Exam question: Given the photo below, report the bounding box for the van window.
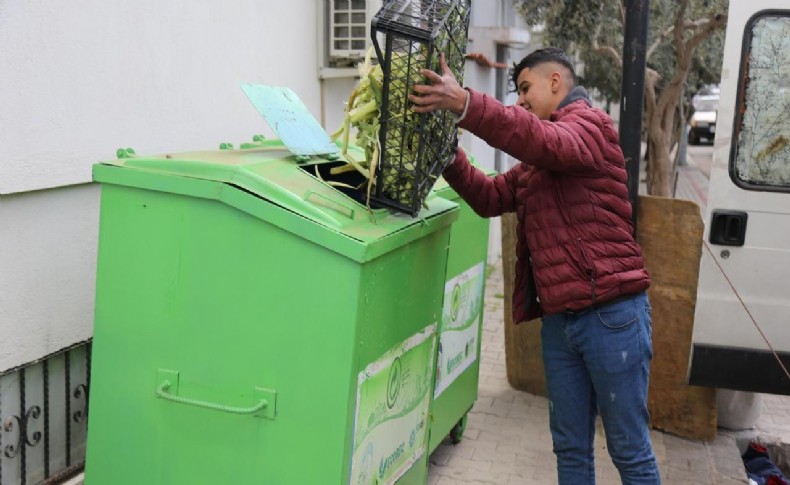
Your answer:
[733,14,790,189]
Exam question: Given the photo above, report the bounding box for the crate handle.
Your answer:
[155,370,276,419]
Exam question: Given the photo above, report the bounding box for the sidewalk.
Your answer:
[427,159,790,484]
[674,163,710,215]
[426,257,748,484]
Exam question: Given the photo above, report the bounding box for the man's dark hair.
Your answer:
[511,47,576,90]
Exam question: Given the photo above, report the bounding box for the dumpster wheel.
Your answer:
[449,414,467,444]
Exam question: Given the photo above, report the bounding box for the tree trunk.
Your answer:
[645,67,685,196]
[646,126,674,197]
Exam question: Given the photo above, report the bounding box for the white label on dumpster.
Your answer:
[434,262,485,398]
[350,324,436,485]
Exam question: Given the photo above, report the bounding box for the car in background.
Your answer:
[688,94,719,145]
[695,84,721,97]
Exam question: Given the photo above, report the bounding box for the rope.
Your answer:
[702,241,790,383]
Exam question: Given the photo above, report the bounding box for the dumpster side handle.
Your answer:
[156,370,276,419]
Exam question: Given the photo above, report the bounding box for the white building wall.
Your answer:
[0,0,360,372]
[463,1,535,263]
[0,0,349,194]
[0,185,100,370]
[0,0,531,371]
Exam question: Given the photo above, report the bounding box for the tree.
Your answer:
[513,0,728,196]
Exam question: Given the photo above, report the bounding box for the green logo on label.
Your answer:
[387,357,402,409]
[450,283,461,322]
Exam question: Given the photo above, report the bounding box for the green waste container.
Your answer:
[84,139,459,485]
[428,160,493,453]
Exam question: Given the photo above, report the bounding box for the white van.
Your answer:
[688,0,790,396]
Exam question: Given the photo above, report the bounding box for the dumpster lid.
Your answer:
[241,84,339,157]
[94,139,458,263]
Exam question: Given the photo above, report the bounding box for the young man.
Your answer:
[411,48,660,484]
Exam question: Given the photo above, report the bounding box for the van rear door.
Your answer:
[689,3,790,395]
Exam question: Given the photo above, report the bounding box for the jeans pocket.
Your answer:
[585,301,642,373]
[596,299,638,330]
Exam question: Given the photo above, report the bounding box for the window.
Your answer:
[330,0,370,60]
[733,12,790,189]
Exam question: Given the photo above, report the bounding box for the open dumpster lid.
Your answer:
[93,139,458,263]
[240,84,339,157]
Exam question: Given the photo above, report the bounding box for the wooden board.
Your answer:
[501,212,547,397]
[637,195,716,441]
[500,196,716,440]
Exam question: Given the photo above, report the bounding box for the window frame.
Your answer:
[329,0,373,61]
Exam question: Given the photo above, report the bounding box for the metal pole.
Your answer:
[619,0,650,231]
[494,43,508,173]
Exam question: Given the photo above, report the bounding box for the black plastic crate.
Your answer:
[371,0,471,216]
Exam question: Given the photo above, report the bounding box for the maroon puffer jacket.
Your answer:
[444,87,650,323]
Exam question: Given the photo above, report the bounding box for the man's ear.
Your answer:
[550,71,562,94]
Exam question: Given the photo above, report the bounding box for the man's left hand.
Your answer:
[409,53,468,115]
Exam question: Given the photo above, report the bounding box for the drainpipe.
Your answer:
[494,43,508,173]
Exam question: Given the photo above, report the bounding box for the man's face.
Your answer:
[515,63,565,120]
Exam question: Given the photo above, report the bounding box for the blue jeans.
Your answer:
[541,292,660,484]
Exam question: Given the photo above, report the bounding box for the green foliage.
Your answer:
[688,29,727,92]
[577,52,620,105]
[513,0,727,101]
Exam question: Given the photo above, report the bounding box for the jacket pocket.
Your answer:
[574,238,595,274]
[552,176,598,300]
[575,237,597,300]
